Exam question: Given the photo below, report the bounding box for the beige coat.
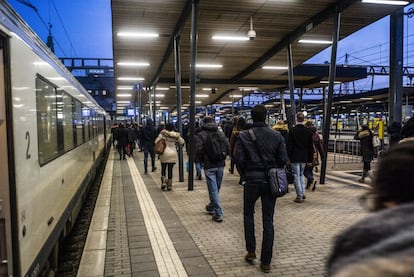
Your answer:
[155,129,185,163]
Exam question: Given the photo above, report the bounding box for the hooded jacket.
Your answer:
[195,122,230,170]
[155,129,185,163]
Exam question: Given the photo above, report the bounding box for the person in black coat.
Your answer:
[327,142,414,277]
[388,121,402,146]
[287,112,314,203]
[354,124,374,183]
[141,118,157,173]
[113,123,129,160]
[234,104,288,273]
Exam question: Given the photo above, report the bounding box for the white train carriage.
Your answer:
[0,2,110,276]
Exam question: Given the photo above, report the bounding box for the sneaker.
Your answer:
[205,204,213,212]
[244,252,257,263]
[260,263,270,273]
[293,198,304,203]
[212,215,223,222]
[152,167,157,172]
[303,195,306,200]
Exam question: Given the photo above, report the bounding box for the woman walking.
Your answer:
[354,124,374,183]
[155,123,185,191]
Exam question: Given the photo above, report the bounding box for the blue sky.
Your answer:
[7,0,113,58]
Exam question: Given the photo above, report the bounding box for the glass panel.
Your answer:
[74,101,84,145]
[62,92,75,151]
[36,77,58,165]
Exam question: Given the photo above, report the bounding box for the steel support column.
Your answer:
[174,35,184,182]
[188,0,198,191]
[287,44,296,129]
[152,85,156,124]
[389,8,404,124]
[320,11,341,185]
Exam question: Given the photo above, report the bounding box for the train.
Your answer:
[0,2,111,276]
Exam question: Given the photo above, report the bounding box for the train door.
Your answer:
[0,33,16,277]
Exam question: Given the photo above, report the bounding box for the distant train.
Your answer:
[0,2,110,276]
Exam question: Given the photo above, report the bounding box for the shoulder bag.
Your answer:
[155,137,166,154]
[248,129,288,197]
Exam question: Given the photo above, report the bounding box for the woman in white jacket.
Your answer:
[155,123,185,190]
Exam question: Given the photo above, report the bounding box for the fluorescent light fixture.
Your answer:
[221,101,232,104]
[117,62,150,67]
[299,39,332,44]
[196,94,209,98]
[262,66,288,70]
[117,86,133,90]
[195,101,202,104]
[117,77,145,81]
[117,101,131,104]
[238,87,258,90]
[360,97,374,100]
[202,88,215,91]
[196,64,223,68]
[212,35,249,41]
[320,81,341,84]
[229,94,243,98]
[117,93,132,97]
[156,87,170,91]
[362,0,408,5]
[340,100,353,103]
[117,32,159,38]
[170,85,190,89]
[265,104,274,108]
[155,94,165,98]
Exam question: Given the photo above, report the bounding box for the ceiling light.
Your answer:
[229,94,243,98]
[340,100,352,103]
[156,87,170,91]
[212,35,249,41]
[238,87,258,90]
[299,39,332,44]
[117,62,150,67]
[117,94,132,97]
[117,86,133,90]
[262,66,288,70]
[361,0,408,5]
[117,101,131,104]
[196,64,223,68]
[196,94,209,98]
[360,97,374,100]
[320,81,341,84]
[221,101,232,104]
[170,85,190,89]
[117,77,145,81]
[117,32,159,38]
[195,101,202,104]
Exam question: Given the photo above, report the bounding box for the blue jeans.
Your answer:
[291,163,306,199]
[244,181,277,265]
[195,162,202,177]
[303,166,314,185]
[204,167,224,217]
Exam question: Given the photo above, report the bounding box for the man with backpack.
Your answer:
[196,116,231,222]
[234,104,288,273]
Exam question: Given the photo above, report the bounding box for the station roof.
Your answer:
[111,0,413,114]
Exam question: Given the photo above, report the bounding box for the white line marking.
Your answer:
[127,158,188,277]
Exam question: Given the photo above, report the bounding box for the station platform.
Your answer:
[77,148,373,277]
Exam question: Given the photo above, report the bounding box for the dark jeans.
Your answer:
[143,145,156,171]
[363,160,371,171]
[161,163,175,179]
[303,166,314,184]
[243,181,277,265]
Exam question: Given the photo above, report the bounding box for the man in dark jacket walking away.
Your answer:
[287,112,314,203]
[196,116,230,223]
[234,104,288,273]
[113,123,129,160]
[141,118,157,174]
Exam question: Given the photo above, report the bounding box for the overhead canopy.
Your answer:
[111,0,413,114]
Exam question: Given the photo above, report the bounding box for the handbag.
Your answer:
[155,138,166,154]
[248,129,288,197]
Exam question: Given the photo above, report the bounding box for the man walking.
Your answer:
[287,112,314,203]
[196,116,230,223]
[234,104,288,273]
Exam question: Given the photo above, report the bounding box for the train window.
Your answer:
[36,77,59,165]
[74,100,84,146]
[62,92,75,151]
[82,106,90,141]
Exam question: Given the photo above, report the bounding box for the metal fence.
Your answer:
[329,139,361,168]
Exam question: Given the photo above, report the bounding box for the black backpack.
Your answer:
[204,130,227,162]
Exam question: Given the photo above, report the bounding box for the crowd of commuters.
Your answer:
[111,109,414,274]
